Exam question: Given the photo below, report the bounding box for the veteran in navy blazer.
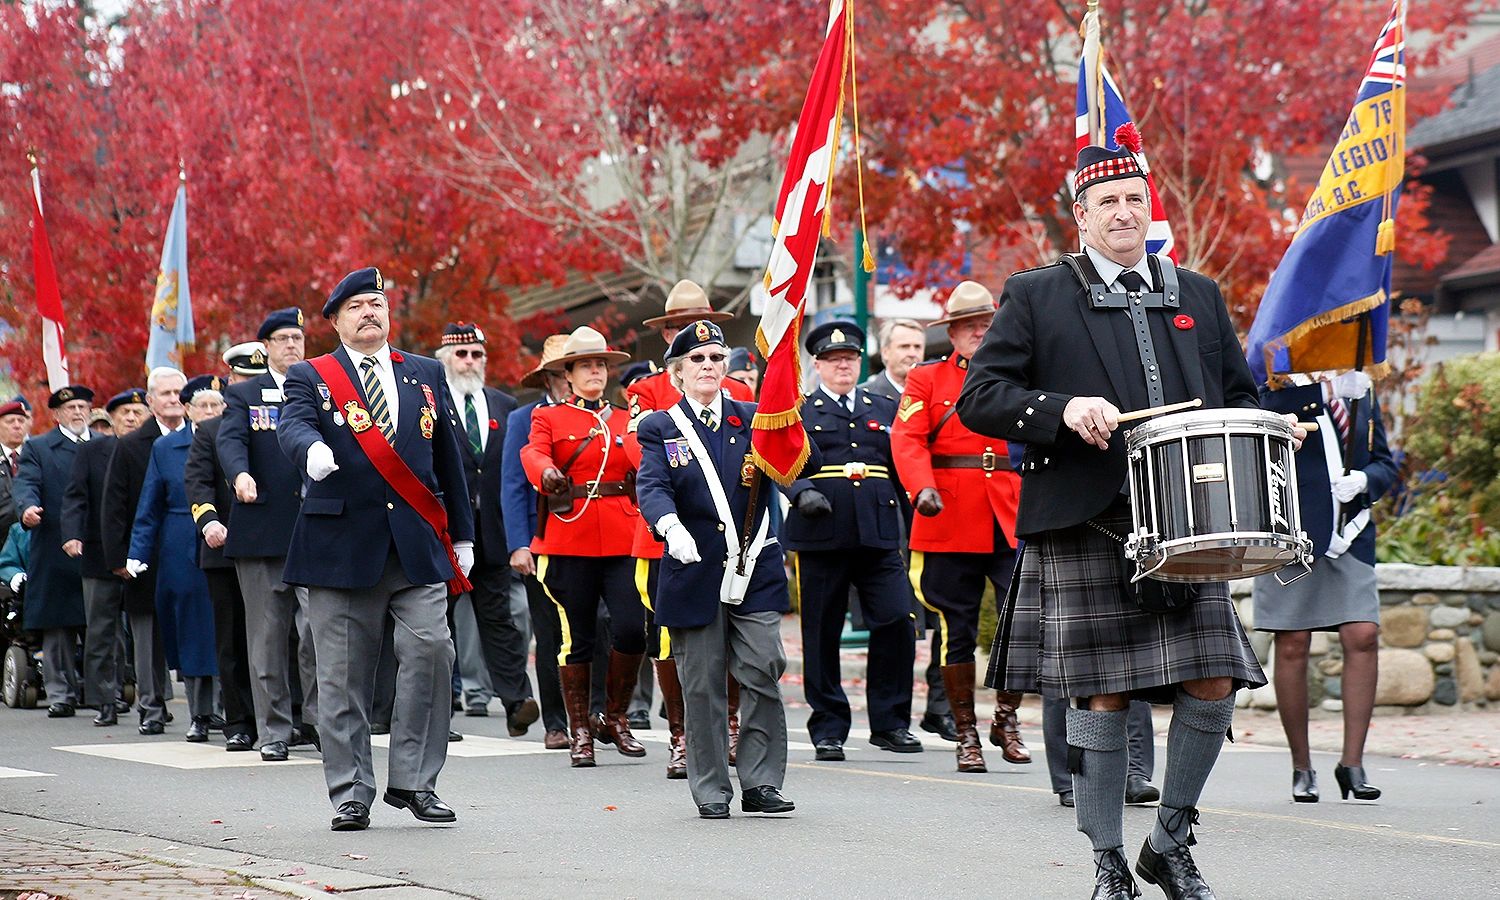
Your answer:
[634,320,817,820]
[277,266,474,833]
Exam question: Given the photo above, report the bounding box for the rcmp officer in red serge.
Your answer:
[278,267,475,832]
[521,325,647,768]
[634,319,816,819]
[956,131,1298,899]
[219,309,322,761]
[890,282,1031,774]
[782,320,921,761]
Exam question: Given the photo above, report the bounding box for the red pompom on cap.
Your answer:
[1113,123,1143,154]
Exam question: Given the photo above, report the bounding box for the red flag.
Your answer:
[28,154,71,391]
[752,0,850,485]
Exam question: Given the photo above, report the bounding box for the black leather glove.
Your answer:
[796,489,833,518]
[914,487,944,518]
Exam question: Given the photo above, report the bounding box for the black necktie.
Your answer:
[840,395,853,415]
[1118,270,1148,293]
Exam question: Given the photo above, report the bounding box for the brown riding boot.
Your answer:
[656,659,687,779]
[990,691,1032,764]
[942,662,987,773]
[726,674,742,766]
[601,652,648,757]
[559,663,596,768]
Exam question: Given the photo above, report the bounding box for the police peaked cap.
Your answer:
[727,347,758,374]
[323,267,386,318]
[803,320,865,357]
[48,385,94,408]
[105,388,148,412]
[258,307,306,340]
[664,320,727,364]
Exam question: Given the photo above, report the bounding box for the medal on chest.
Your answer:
[344,400,373,433]
[666,437,693,468]
[420,406,435,440]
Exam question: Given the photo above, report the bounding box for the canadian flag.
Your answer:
[752,0,849,485]
[28,155,71,392]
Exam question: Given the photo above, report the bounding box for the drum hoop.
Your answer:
[1125,409,1293,451]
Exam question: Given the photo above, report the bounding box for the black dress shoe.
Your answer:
[626,709,651,730]
[1126,774,1161,805]
[164,711,174,724]
[448,730,463,742]
[291,723,321,751]
[1334,763,1380,801]
[1292,768,1319,803]
[1058,790,1075,808]
[260,741,289,762]
[870,728,925,753]
[207,714,226,732]
[225,733,255,752]
[465,705,489,717]
[452,696,463,712]
[697,802,730,819]
[138,721,165,735]
[185,717,210,743]
[330,801,371,832]
[741,785,795,814]
[113,699,131,714]
[383,788,456,823]
[370,721,390,735]
[919,711,959,742]
[93,707,118,727]
[1136,835,1214,900]
[813,739,845,761]
[505,698,539,737]
[47,703,75,718]
[1092,847,1141,900]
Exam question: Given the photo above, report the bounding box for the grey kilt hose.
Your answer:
[987,506,1265,702]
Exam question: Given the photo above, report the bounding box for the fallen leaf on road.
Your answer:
[322,885,343,893]
[603,805,617,811]
[211,819,223,824]
[344,852,368,860]
[281,866,306,877]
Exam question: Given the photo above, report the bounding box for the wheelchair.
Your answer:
[2,583,44,709]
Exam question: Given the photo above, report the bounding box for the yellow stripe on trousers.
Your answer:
[536,554,573,666]
[908,550,949,667]
[634,557,670,661]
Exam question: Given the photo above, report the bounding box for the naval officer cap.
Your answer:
[180,374,225,404]
[105,388,148,413]
[257,307,306,340]
[323,266,386,318]
[48,385,95,408]
[664,319,727,364]
[223,341,269,376]
[803,320,865,358]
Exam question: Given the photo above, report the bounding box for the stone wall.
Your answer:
[1232,564,1500,713]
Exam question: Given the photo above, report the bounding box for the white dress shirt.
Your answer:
[449,380,489,452]
[819,383,855,412]
[57,425,90,444]
[683,392,724,429]
[344,344,399,433]
[1085,245,1155,292]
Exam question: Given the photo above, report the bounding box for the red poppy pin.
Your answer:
[1173,314,1194,331]
[488,418,499,430]
[867,419,883,431]
[726,415,742,427]
[389,350,405,363]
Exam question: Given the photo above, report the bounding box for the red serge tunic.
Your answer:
[521,396,637,557]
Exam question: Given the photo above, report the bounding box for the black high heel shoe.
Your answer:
[1292,768,1319,803]
[1334,763,1381,800]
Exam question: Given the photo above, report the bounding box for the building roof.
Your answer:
[1440,241,1500,288]
[1409,42,1500,151]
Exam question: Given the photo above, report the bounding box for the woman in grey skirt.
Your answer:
[1253,375,1398,803]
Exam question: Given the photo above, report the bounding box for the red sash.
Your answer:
[307,353,471,594]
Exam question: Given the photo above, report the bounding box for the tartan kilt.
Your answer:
[985,509,1266,702]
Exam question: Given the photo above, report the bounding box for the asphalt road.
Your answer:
[1,700,1496,899]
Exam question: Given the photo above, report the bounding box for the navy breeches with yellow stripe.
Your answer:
[537,555,645,665]
[909,526,1016,667]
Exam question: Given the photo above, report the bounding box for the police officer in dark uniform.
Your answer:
[782,321,920,761]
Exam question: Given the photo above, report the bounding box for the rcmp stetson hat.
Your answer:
[48,385,94,408]
[180,374,225,404]
[543,326,631,372]
[1074,124,1147,195]
[257,307,305,340]
[642,280,735,328]
[931,281,998,326]
[105,388,148,413]
[223,341,269,376]
[520,334,569,389]
[323,267,385,318]
[439,322,486,350]
[619,360,660,388]
[803,320,864,357]
[0,400,25,419]
[665,319,727,364]
[727,347,758,374]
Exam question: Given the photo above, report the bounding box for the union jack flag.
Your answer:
[1357,0,1406,100]
[1075,7,1175,260]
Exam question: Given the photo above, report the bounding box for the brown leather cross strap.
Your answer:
[568,480,632,499]
[932,452,1011,472]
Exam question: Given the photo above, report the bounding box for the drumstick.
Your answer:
[1117,398,1203,423]
[1299,422,1320,432]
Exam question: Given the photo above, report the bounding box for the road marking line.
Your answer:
[54,743,320,769]
[372,734,553,758]
[0,766,55,779]
[790,764,1500,850]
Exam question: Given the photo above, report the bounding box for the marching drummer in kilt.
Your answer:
[955,131,1305,900]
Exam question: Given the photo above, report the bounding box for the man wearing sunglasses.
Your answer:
[782,320,921,763]
[435,323,535,737]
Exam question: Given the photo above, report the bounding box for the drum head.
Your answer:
[1138,534,1304,583]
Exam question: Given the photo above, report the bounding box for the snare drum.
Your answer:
[1124,409,1311,583]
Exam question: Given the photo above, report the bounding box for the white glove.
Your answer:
[1326,530,1352,559]
[1331,470,1368,503]
[125,559,150,578]
[7,572,25,593]
[663,523,701,565]
[306,441,339,481]
[1331,370,1372,400]
[454,541,475,578]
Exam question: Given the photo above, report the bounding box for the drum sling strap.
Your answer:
[1058,253,1181,409]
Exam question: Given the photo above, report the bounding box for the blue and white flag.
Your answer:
[145,181,194,370]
